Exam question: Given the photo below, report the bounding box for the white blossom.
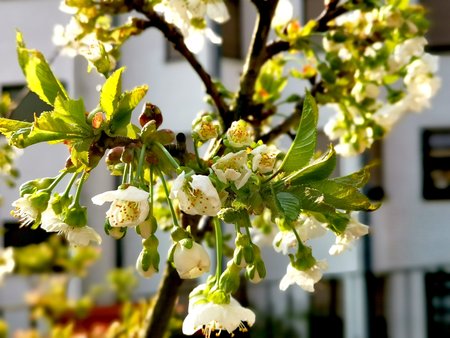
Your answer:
[154,0,229,53]
[273,214,327,255]
[170,172,221,216]
[173,241,210,279]
[11,195,39,227]
[226,120,254,148]
[391,37,427,69]
[279,260,328,292]
[212,150,252,189]
[92,186,150,227]
[251,145,279,174]
[183,292,255,337]
[272,0,293,27]
[65,226,102,247]
[329,217,369,255]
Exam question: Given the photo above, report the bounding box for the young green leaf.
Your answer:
[278,91,318,173]
[101,67,125,118]
[109,85,148,136]
[276,192,301,222]
[0,118,31,138]
[16,31,68,106]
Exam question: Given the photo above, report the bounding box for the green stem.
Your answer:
[193,140,204,170]
[158,168,180,227]
[213,217,223,284]
[136,144,147,184]
[44,171,68,193]
[149,166,154,213]
[154,142,180,171]
[62,172,80,198]
[72,172,89,207]
[122,163,130,185]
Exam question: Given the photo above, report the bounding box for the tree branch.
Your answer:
[142,263,183,338]
[231,0,279,128]
[129,3,228,119]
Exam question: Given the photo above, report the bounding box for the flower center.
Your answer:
[109,201,142,227]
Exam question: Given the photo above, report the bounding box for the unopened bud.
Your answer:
[64,205,88,227]
[139,103,163,128]
[105,147,124,166]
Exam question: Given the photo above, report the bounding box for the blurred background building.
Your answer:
[0,0,449,337]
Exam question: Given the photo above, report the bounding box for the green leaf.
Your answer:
[281,145,336,186]
[304,180,379,211]
[0,118,31,138]
[109,85,148,135]
[71,138,92,168]
[332,165,372,188]
[53,96,90,132]
[278,91,318,173]
[20,109,93,147]
[16,31,68,106]
[285,186,349,234]
[101,67,124,119]
[276,192,300,222]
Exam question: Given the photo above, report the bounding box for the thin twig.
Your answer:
[129,5,228,119]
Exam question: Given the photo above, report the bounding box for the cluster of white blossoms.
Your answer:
[271,213,369,291]
[321,6,441,156]
[154,0,229,53]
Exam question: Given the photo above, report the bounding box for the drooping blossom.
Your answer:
[173,241,210,279]
[329,217,369,256]
[170,172,221,216]
[212,150,252,189]
[40,207,102,247]
[279,260,328,292]
[11,195,39,227]
[65,226,102,247]
[183,285,255,338]
[92,186,150,227]
[273,214,327,255]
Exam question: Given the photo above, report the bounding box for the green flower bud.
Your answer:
[64,205,88,227]
[218,262,241,294]
[136,215,158,239]
[143,234,159,251]
[170,226,191,242]
[50,194,71,215]
[105,219,127,239]
[208,289,230,305]
[30,191,51,213]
